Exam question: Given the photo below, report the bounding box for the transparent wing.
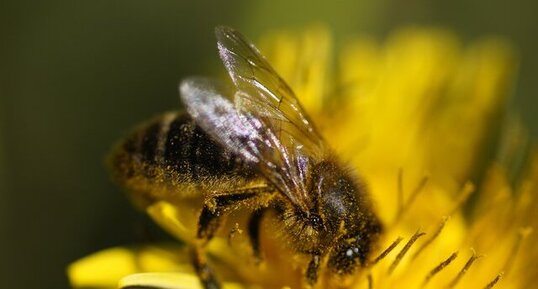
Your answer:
[180,77,322,212]
[212,26,327,211]
[215,26,325,150]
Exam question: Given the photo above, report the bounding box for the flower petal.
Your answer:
[118,272,244,289]
[67,244,191,288]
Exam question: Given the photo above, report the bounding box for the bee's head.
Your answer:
[327,220,382,274]
[310,161,383,274]
[311,161,369,231]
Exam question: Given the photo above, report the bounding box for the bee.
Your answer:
[110,26,382,289]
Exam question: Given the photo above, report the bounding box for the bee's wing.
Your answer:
[208,26,327,211]
[180,77,323,212]
[180,77,267,165]
[215,26,325,150]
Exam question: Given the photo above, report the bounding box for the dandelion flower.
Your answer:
[68,26,537,289]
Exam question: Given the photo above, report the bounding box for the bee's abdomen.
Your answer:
[111,112,256,190]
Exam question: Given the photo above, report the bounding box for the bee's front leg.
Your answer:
[193,186,273,289]
[306,253,321,287]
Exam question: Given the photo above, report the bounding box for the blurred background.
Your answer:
[1,0,536,288]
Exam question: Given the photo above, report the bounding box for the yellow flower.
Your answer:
[67,27,537,289]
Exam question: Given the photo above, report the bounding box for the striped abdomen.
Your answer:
[110,112,259,205]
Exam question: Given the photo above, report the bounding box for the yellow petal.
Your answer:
[67,244,191,288]
[68,247,138,288]
[118,272,244,289]
[147,201,196,243]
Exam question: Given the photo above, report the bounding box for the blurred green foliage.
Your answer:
[1,0,536,288]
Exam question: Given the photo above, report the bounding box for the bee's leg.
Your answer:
[196,187,270,241]
[193,206,223,289]
[196,189,260,245]
[306,253,321,286]
[247,208,267,263]
[191,246,221,289]
[197,205,223,244]
[193,187,274,289]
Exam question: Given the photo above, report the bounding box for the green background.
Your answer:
[1,0,536,288]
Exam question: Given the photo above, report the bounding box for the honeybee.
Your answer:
[110,26,382,289]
